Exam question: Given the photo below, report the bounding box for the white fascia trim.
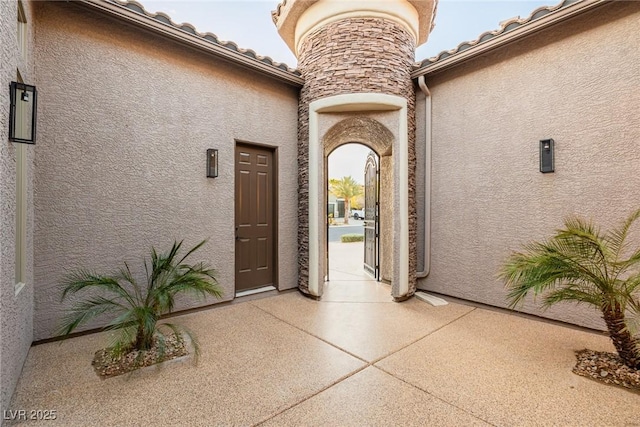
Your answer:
[308,93,409,297]
[295,0,419,56]
[412,0,609,77]
[77,0,304,86]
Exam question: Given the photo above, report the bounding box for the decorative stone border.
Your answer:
[308,93,409,299]
[295,17,417,299]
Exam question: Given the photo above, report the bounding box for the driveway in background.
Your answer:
[328,219,364,242]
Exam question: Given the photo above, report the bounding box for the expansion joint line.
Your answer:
[250,302,370,363]
[373,364,496,426]
[250,302,483,425]
[253,364,370,426]
[371,306,478,365]
[369,307,494,426]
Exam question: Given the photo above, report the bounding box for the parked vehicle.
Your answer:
[351,209,365,220]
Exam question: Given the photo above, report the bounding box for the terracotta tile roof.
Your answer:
[106,0,302,78]
[413,0,604,75]
[271,0,289,25]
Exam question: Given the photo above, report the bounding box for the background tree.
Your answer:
[500,210,640,369]
[351,190,365,210]
[329,176,363,225]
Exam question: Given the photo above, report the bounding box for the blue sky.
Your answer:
[137,0,552,182]
[138,0,552,66]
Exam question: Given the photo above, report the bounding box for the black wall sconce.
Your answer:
[9,81,37,144]
[540,138,554,173]
[207,149,218,178]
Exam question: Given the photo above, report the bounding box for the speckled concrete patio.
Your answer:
[7,243,638,426]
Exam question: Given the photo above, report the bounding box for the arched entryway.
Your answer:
[325,144,382,283]
[307,93,410,300]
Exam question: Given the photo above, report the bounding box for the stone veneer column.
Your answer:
[295,17,417,295]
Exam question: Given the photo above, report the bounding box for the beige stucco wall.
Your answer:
[418,2,640,330]
[0,0,36,418]
[32,2,299,340]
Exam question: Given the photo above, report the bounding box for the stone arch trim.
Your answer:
[323,116,393,157]
[295,17,418,299]
[308,93,409,299]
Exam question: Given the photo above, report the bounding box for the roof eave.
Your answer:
[412,0,611,79]
[76,0,304,87]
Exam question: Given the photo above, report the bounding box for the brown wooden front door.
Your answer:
[235,143,275,292]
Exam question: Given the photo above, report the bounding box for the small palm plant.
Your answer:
[500,210,640,369]
[59,240,223,359]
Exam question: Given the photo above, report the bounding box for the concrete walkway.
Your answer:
[7,246,638,426]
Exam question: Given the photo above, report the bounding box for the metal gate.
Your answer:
[363,152,379,279]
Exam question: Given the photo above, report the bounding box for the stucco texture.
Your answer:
[32,2,299,340]
[0,0,36,419]
[418,2,640,330]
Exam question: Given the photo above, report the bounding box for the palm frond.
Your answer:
[606,208,640,262]
[175,266,219,288]
[500,237,609,308]
[57,296,126,337]
[177,240,207,265]
[614,247,640,278]
[148,260,221,314]
[103,309,138,331]
[329,176,363,200]
[147,244,172,290]
[622,275,640,296]
[58,240,223,358]
[106,326,137,357]
[543,287,603,308]
[132,306,157,333]
[501,209,640,368]
[161,267,220,294]
[144,241,183,306]
[552,228,609,285]
[546,222,612,288]
[61,270,136,307]
[117,261,143,305]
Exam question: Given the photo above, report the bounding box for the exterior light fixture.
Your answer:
[207,149,218,178]
[9,81,37,144]
[539,138,554,173]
